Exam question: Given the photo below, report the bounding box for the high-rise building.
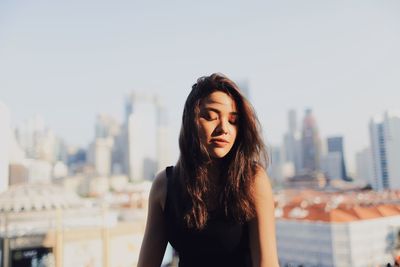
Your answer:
[156,103,172,172]
[326,136,347,180]
[0,101,10,192]
[288,109,297,134]
[95,114,120,139]
[321,151,342,180]
[38,129,56,162]
[301,109,321,173]
[355,147,374,186]
[9,128,25,164]
[370,111,400,190]
[125,92,158,181]
[112,128,128,175]
[89,138,114,177]
[370,116,387,190]
[283,110,303,174]
[114,92,173,180]
[14,115,65,163]
[268,145,295,183]
[268,145,284,182]
[14,115,44,159]
[93,114,121,175]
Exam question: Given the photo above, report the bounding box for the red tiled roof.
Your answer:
[277,189,400,222]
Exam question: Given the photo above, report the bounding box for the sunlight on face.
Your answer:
[198,91,238,159]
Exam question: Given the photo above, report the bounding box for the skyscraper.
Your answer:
[14,115,45,159]
[370,111,400,190]
[125,92,158,181]
[355,147,374,186]
[14,115,65,163]
[95,114,120,139]
[370,116,388,190]
[89,138,113,177]
[268,145,284,182]
[321,151,342,180]
[93,114,121,175]
[156,103,172,172]
[288,109,297,134]
[0,101,10,192]
[301,109,321,174]
[326,136,347,180]
[283,110,303,174]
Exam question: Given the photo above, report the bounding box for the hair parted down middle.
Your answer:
[176,73,269,230]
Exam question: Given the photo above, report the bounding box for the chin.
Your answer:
[210,154,228,159]
[209,149,231,159]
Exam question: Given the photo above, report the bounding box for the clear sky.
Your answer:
[1,0,400,174]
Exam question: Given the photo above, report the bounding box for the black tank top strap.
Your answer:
[165,166,174,192]
[166,166,174,185]
[164,166,175,216]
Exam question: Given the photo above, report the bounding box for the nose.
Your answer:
[216,119,229,135]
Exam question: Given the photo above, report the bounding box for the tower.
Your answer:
[125,92,158,181]
[370,111,400,190]
[301,109,321,174]
[327,136,347,180]
[283,109,303,174]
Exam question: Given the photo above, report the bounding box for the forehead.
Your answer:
[200,91,237,112]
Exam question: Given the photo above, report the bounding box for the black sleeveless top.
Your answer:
[164,166,252,267]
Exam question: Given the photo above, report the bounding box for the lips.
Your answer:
[210,138,229,147]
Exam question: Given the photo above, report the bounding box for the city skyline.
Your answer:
[1,0,400,174]
[4,97,397,178]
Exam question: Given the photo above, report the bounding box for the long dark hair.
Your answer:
[176,73,268,229]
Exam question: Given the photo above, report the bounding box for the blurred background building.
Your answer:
[275,189,400,267]
[0,182,151,267]
[369,111,400,191]
[301,108,322,175]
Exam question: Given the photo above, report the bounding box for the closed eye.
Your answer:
[201,110,218,121]
[206,114,218,121]
[229,115,238,125]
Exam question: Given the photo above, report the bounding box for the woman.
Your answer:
[138,73,279,267]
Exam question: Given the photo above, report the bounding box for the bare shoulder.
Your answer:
[252,165,273,197]
[248,166,280,266]
[150,169,168,211]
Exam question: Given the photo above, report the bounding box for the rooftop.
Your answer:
[0,183,83,212]
[276,189,400,222]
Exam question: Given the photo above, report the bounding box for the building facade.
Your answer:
[301,109,321,174]
[355,147,374,186]
[370,112,400,190]
[276,189,400,267]
[0,183,149,267]
[327,136,347,180]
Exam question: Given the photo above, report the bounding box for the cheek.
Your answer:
[231,126,238,142]
[198,122,211,142]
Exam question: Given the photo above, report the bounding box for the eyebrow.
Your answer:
[204,107,238,116]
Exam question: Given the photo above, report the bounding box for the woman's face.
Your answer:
[198,91,238,159]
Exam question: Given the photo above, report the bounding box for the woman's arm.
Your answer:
[249,167,280,267]
[137,171,168,267]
